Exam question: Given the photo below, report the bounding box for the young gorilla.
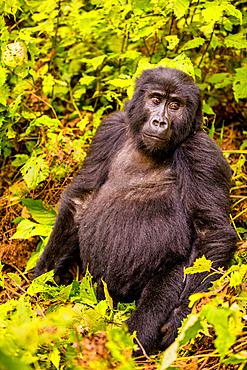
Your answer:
[33,67,236,356]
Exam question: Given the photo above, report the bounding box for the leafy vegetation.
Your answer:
[0,0,247,368]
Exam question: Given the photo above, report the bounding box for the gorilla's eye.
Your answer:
[169,101,180,110]
[152,97,161,105]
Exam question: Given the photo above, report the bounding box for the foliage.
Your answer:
[0,265,136,369]
[1,259,247,369]
[11,198,56,271]
[160,258,247,369]
[0,0,247,193]
[1,0,247,368]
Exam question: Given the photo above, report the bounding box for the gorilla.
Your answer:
[33,67,236,356]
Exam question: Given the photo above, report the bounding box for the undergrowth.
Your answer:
[0,0,247,369]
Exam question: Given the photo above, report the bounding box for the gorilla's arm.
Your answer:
[33,112,127,280]
[160,131,237,349]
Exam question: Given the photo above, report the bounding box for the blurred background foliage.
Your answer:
[0,0,246,196]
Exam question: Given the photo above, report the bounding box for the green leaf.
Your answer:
[20,156,49,189]
[224,2,242,24]
[102,279,113,312]
[181,37,205,51]
[88,55,106,70]
[0,85,10,106]
[79,269,98,305]
[0,348,30,370]
[160,340,179,369]
[229,265,247,288]
[7,273,22,287]
[0,66,7,88]
[178,314,202,347]
[201,304,236,358]
[184,256,212,275]
[133,26,155,41]
[209,120,215,139]
[233,67,247,102]
[25,240,45,272]
[10,219,39,239]
[225,33,247,49]
[50,347,60,370]
[21,198,56,225]
[11,219,53,239]
[108,78,132,89]
[203,103,215,115]
[79,74,96,86]
[12,154,29,167]
[202,1,224,24]
[167,0,189,19]
[165,35,180,50]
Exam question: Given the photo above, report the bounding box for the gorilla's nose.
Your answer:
[151,117,169,130]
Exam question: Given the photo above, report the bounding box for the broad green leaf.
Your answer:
[165,35,179,50]
[202,1,224,24]
[10,219,39,239]
[108,78,132,89]
[178,314,202,347]
[203,103,215,116]
[159,53,195,79]
[229,265,247,288]
[225,33,247,49]
[181,37,205,51]
[20,156,49,189]
[0,348,30,370]
[133,26,155,41]
[167,0,189,19]
[12,154,29,167]
[202,0,241,25]
[79,74,96,86]
[11,218,53,240]
[79,269,98,305]
[95,299,108,317]
[224,2,242,24]
[202,305,236,357]
[208,73,233,89]
[21,198,56,225]
[89,55,106,70]
[184,256,212,275]
[32,115,60,129]
[233,67,247,102]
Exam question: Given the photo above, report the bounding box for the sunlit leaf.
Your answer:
[184,256,212,275]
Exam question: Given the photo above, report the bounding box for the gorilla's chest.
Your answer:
[101,141,176,200]
[77,142,191,295]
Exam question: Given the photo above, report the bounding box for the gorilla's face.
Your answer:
[140,89,186,155]
[125,67,202,160]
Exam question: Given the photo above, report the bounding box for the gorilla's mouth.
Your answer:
[143,132,168,142]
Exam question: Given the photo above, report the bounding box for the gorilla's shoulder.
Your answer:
[181,130,232,181]
[184,129,224,157]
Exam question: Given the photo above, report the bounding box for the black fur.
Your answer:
[33,67,236,356]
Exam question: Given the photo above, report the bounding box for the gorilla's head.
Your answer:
[125,67,203,160]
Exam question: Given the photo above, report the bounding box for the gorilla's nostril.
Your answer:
[160,121,168,128]
[152,119,159,126]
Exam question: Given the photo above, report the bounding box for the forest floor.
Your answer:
[0,120,246,369]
